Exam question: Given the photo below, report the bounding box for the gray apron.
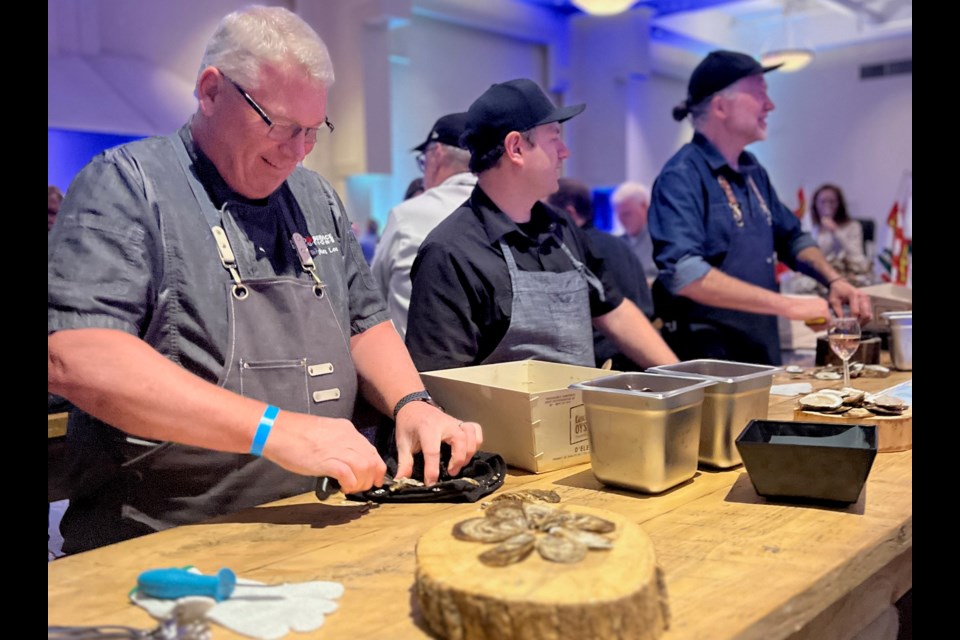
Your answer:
[115,138,359,532]
[482,238,600,367]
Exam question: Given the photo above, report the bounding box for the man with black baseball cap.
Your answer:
[405,78,677,371]
[371,112,475,337]
[648,50,872,365]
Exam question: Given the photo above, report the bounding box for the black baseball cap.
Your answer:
[461,78,585,157]
[412,112,469,152]
[672,50,782,121]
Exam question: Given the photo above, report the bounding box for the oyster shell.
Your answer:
[548,525,614,550]
[798,392,843,411]
[814,371,843,380]
[453,517,527,543]
[493,489,562,504]
[478,533,537,567]
[536,532,588,564]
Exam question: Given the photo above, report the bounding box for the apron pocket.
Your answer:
[239,358,311,414]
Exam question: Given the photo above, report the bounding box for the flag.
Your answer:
[877,172,912,285]
[793,187,806,221]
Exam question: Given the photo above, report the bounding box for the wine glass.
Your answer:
[828,317,861,388]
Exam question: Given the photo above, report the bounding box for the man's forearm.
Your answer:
[48,327,267,452]
[351,320,433,418]
[678,268,789,316]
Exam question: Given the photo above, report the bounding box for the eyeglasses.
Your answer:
[223,72,334,144]
[415,143,437,172]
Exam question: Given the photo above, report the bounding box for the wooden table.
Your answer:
[48,370,912,640]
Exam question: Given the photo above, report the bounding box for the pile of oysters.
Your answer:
[797,387,908,419]
[452,490,616,567]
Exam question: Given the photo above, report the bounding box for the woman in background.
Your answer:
[810,183,867,270]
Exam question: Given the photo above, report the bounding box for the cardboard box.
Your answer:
[420,360,611,473]
[859,283,912,332]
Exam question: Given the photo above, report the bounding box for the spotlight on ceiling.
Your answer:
[570,0,636,17]
[761,48,814,73]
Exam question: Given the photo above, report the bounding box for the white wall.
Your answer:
[47,0,912,242]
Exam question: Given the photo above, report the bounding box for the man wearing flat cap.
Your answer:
[649,50,872,365]
[405,78,677,371]
[371,112,475,337]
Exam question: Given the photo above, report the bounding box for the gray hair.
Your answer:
[443,145,471,172]
[197,5,334,91]
[611,181,650,207]
[690,82,739,128]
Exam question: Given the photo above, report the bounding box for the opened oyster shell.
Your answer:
[798,392,843,411]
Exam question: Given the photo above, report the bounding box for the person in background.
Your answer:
[47,5,481,554]
[547,177,655,371]
[359,217,380,264]
[48,185,64,232]
[611,181,657,281]
[403,176,425,201]
[810,183,868,271]
[405,78,678,372]
[649,49,871,366]
[371,112,475,338]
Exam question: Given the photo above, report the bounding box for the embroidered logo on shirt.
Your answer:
[307,233,340,257]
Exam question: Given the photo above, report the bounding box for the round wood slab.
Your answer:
[415,505,669,640]
[793,406,912,452]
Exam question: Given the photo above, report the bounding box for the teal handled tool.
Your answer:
[137,567,237,602]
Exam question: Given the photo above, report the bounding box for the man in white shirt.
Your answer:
[611,181,657,282]
[372,112,476,337]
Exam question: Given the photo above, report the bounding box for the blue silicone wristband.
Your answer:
[250,405,279,457]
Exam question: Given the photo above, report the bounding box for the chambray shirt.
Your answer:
[649,132,817,295]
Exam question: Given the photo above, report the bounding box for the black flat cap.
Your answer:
[672,50,782,121]
[412,112,470,152]
[461,78,585,157]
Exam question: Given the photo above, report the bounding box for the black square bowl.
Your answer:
[734,420,878,505]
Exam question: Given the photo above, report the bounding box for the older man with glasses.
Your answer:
[47,5,481,555]
[371,112,475,338]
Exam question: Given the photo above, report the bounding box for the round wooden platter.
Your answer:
[415,505,669,640]
[793,406,912,452]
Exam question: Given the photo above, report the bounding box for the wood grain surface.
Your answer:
[792,407,912,452]
[47,369,912,640]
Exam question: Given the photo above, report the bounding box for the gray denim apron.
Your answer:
[482,238,601,367]
[113,138,359,532]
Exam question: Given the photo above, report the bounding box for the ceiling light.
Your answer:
[760,0,814,73]
[761,48,814,72]
[570,0,636,16]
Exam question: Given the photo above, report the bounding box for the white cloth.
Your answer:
[770,382,813,396]
[371,172,477,337]
[132,569,344,640]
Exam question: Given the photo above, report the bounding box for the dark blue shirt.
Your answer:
[649,131,816,295]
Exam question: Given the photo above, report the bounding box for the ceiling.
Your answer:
[517,0,912,57]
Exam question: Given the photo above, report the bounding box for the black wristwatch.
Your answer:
[392,390,443,420]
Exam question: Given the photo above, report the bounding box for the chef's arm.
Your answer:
[350,320,482,484]
[47,327,386,488]
[594,299,679,368]
[678,268,829,322]
[793,246,873,322]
